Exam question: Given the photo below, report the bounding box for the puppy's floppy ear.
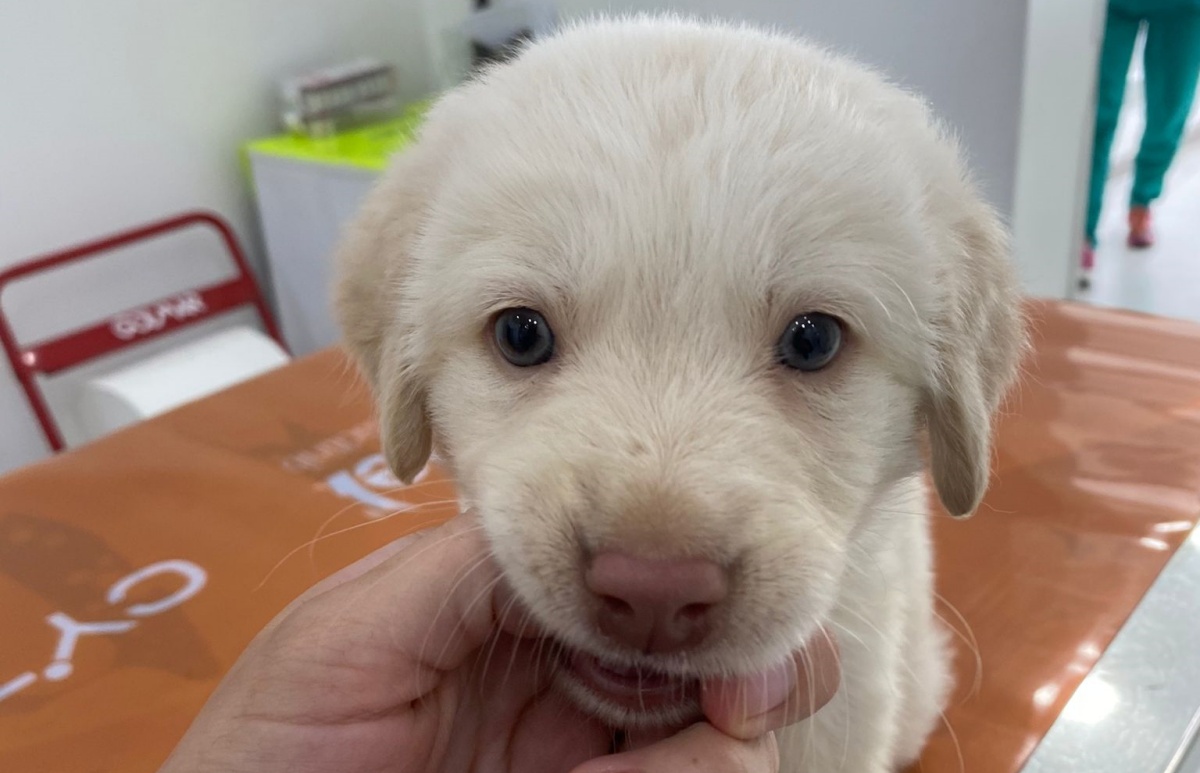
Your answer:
[334,144,441,483]
[924,194,1027,517]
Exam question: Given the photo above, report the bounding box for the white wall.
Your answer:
[422,0,1029,214]
[1010,0,1106,299]
[628,3,1027,214]
[0,0,435,474]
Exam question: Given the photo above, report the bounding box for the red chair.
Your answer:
[0,211,286,452]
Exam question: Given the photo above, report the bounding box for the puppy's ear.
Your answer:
[334,145,441,483]
[925,195,1027,517]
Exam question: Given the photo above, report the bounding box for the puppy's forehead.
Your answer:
[419,23,941,348]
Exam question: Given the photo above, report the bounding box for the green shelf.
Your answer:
[244,99,432,172]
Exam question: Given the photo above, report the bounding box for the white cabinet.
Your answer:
[247,154,379,355]
[245,106,427,355]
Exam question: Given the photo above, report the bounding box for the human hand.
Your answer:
[159,514,840,773]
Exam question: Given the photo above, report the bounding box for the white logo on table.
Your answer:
[0,559,207,704]
[325,454,436,516]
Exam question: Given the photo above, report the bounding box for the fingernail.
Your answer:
[571,763,644,773]
[740,658,799,716]
[706,657,798,718]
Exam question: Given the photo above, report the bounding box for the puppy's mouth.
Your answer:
[554,648,702,726]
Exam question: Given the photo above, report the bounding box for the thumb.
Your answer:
[700,631,841,739]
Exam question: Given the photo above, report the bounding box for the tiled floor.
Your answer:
[1084,138,1200,322]
[1080,48,1199,322]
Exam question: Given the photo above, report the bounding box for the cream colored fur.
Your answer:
[335,15,1025,772]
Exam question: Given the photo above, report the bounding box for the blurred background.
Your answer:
[0,0,1195,474]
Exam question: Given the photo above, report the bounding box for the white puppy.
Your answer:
[335,15,1025,772]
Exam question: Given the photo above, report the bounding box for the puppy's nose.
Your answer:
[585,552,728,653]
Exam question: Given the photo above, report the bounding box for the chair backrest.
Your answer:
[0,211,286,451]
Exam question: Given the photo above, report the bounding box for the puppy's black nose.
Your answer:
[585,552,727,653]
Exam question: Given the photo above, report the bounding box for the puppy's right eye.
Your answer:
[777,312,843,371]
[494,307,555,367]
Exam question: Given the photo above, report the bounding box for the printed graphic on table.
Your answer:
[0,513,214,712]
[0,350,461,772]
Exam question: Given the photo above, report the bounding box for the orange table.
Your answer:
[2,299,1199,773]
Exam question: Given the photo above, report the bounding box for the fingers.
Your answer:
[701,632,841,739]
[277,513,534,701]
[573,634,840,773]
[268,512,838,736]
[568,723,779,773]
[508,690,615,772]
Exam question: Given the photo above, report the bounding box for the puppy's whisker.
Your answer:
[532,626,552,690]
[880,272,920,327]
[303,525,490,668]
[932,592,983,700]
[420,551,499,672]
[451,569,509,685]
[340,479,457,501]
[476,586,523,691]
[305,495,459,565]
[310,477,454,536]
[816,626,850,772]
[255,504,469,591]
[422,559,501,686]
[939,702,966,773]
[844,540,889,588]
[829,610,957,772]
[501,597,541,692]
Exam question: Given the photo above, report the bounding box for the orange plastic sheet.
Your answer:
[0,299,1197,773]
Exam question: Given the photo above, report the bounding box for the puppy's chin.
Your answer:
[552,648,703,728]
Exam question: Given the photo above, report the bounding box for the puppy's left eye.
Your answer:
[494,307,555,367]
[777,313,843,371]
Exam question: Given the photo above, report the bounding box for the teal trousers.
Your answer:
[1085,5,1200,244]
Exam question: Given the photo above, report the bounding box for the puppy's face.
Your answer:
[337,19,1024,727]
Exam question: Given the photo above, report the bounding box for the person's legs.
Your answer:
[1086,7,1143,248]
[1132,9,1200,209]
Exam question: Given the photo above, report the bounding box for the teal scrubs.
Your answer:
[1085,0,1200,244]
